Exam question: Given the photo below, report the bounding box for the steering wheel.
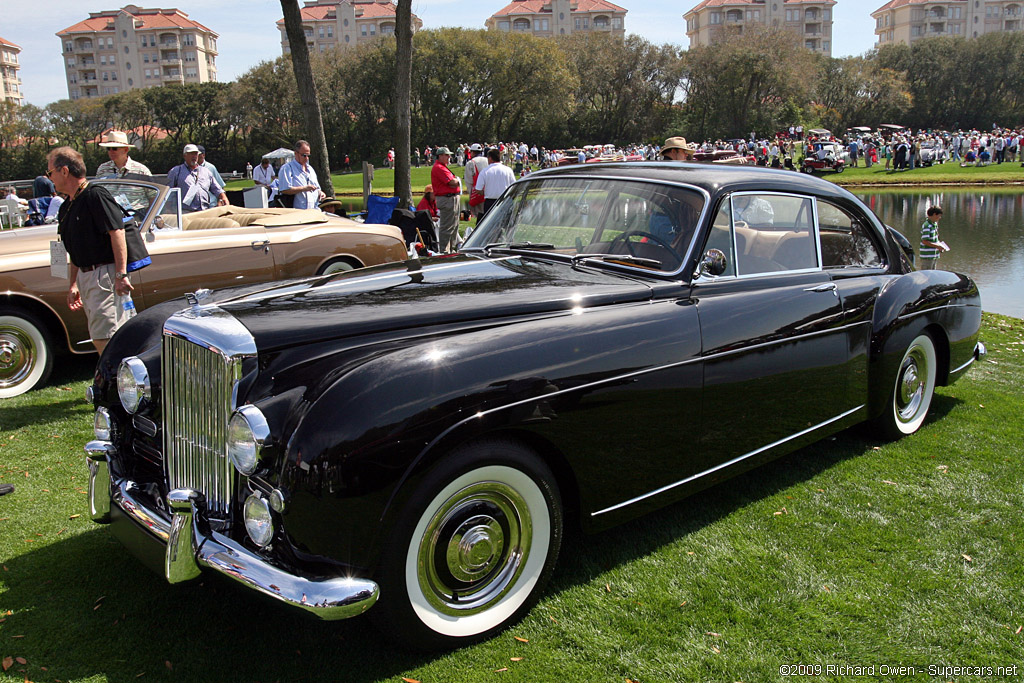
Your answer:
[608,230,677,260]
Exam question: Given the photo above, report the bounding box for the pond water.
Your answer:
[856,188,1024,318]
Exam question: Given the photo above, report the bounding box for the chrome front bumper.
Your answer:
[86,440,379,621]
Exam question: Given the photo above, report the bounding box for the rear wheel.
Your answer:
[0,308,55,398]
[317,257,358,275]
[371,440,562,650]
[875,333,937,439]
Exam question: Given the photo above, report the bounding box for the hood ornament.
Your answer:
[184,288,212,313]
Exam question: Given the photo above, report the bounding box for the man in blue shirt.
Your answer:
[197,145,226,187]
[277,140,326,210]
[167,144,228,213]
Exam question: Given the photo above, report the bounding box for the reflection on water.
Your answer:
[857,189,1024,318]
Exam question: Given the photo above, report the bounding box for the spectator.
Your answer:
[416,185,438,220]
[48,146,134,354]
[167,144,228,213]
[431,147,461,252]
[197,146,226,188]
[464,144,489,225]
[661,137,696,161]
[33,173,56,199]
[96,130,152,178]
[278,140,327,210]
[245,161,253,179]
[474,147,515,218]
[252,156,278,203]
[919,206,945,269]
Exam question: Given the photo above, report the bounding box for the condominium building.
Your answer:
[873,0,1023,45]
[485,0,627,37]
[278,0,423,54]
[684,0,837,54]
[0,37,23,105]
[56,5,218,101]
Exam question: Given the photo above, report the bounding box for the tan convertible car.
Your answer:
[0,177,408,397]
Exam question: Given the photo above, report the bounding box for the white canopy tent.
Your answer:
[262,148,295,161]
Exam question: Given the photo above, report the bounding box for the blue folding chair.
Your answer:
[364,195,400,225]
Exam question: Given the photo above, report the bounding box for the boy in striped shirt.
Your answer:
[919,206,944,269]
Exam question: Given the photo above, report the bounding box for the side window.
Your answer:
[701,201,737,277]
[816,199,884,268]
[731,194,817,275]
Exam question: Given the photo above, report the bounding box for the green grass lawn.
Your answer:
[819,159,1024,187]
[1,314,1021,682]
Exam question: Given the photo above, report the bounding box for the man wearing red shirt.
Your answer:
[431,146,461,252]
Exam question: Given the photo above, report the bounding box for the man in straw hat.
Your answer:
[96,130,152,177]
[661,137,696,162]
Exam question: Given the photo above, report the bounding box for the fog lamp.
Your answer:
[244,494,274,547]
[117,357,150,414]
[227,405,270,476]
[94,407,112,441]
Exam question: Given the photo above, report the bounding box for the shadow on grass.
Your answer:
[0,396,965,681]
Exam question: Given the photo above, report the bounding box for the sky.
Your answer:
[6,0,880,108]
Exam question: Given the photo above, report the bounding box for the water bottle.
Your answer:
[116,292,137,321]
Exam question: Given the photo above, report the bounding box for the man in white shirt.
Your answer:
[474,148,516,218]
[277,140,326,210]
[252,157,278,203]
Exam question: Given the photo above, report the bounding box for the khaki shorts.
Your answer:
[77,264,127,341]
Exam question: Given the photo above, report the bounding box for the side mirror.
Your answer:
[694,248,727,279]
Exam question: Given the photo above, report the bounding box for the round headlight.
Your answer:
[94,407,112,441]
[227,405,270,476]
[244,494,274,547]
[117,357,150,414]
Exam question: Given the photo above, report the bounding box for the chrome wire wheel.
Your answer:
[0,312,53,398]
[404,463,553,640]
[891,333,937,435]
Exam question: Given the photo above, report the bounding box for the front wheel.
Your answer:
[0,308,55,398]
[875,333,937,439]
[372,440,562,650]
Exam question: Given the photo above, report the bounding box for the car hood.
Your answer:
[210,254,656,352]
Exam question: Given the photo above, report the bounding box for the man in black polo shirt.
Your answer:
[48,146,132,353]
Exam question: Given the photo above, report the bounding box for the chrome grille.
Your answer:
[161,333,240,517]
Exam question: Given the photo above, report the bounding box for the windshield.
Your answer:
[95,181,160,220]
[463,177,705,274]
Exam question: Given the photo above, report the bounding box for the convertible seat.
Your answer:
[180,207,329,230]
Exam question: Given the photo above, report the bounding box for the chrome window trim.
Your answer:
[591,404,866,517]
[726,191,822,279]
[475,174,712,280]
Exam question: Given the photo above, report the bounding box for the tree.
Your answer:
[394,0,413,209]
[280,0,333,197]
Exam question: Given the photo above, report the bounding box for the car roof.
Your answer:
[524,161,859,204]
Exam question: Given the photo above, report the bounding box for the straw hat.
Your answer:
[662,136,696,153]
[99,130,132,148]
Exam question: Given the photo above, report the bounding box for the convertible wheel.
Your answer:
[372,441,562,650]
[0,309,55,398]
[876,333,937,439]
[318,258,358,275]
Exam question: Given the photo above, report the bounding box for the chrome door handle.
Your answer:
[251,240,270,247]
[804,283,838,298]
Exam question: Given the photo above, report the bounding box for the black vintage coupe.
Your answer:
[86,163,984,649]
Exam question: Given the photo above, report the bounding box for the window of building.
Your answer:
[319,26,325,38]
[65,41,73,52]
[67,58,76,67]
[575,18,581,29]
[361,24,368,36]
[124,46,129,54]
[184,34,195,46]
[145,69,151,78]
[185,52,196,61]
[823,40,830,51]
[381,23,395,35]
[328,26,334,37]
[344,34,350,42]
[823,9,830,20]
[141,35,148,47]
[143,53,149,63]
[613,17,622,28]
[100,55,107,65]
[305,28,313,38]
[539,18,549,31]
[711,11,721,24]
[111,71,117,80]
[102,72,109,81]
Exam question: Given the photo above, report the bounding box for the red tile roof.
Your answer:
[57,6,216,38]
[874,0,958,10]
[689,0,833,9]
[492,0,627,18]
[0,36,21,49]
[275,0,399,25]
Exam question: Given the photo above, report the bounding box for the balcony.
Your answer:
[162,56,181,65]
[160,39,179,48]
[162,70,183,83]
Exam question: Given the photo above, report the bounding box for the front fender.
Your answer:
[868,270,981,418]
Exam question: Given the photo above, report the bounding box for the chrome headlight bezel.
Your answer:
[117,357,150,414]
[227,405,270,476]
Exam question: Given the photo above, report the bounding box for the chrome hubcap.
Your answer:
[896,349,926,422]
[0,326,35,389]
[418,482,531,617]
